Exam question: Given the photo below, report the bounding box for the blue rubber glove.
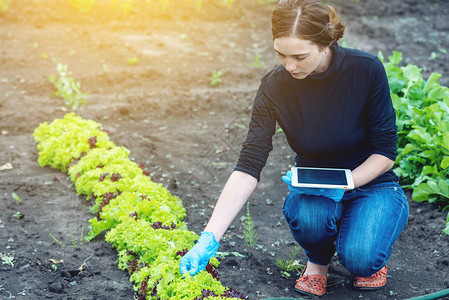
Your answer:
[179,231,220,276]
[282,170,345,202]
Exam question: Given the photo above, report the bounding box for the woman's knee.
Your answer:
[283,193,340,242]
[338,242,387,277]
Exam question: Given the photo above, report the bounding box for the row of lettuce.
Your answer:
[33,113,245,300]
[381,52,449,234]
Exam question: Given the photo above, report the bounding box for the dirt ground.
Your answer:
[1,0,449,299]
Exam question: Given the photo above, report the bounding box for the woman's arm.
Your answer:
[351,153,395,188]
[204,170,258,241]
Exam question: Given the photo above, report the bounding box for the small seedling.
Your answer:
[49,232,65,247]
[429,52,437,60]
[70,225,85,249]
[275,245,303,276]
[70,229,76,249]
[210,70,223,86]
[127,57,139,65]
[243,202,258,247]
[49,63,88,110]
[389,290,398,296]
[80,225,84,247]
[12,212,24,220]
[249,53,265,68]
[11,192,21,204]
[0,252,15,267]
[222,0,235,7]
[326,280,344,288]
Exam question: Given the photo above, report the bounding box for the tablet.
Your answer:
[290,167,354,189]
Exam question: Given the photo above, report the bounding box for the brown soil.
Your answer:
[1,0,448,299]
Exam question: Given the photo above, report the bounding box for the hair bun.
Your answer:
[327,5,345,42]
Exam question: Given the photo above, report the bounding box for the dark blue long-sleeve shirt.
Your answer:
[234,43,399,186]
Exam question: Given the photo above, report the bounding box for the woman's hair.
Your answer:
[272,0,345,49]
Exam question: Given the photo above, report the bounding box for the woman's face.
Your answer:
[273,36,328,79]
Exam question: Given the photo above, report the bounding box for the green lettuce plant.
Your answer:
[381,51,449,233]
[33,113,245,299]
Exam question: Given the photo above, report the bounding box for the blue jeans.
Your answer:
[283,181,409,277]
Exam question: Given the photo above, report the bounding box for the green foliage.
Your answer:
[275,245,302,278]
[222,0,235,7]
[70,226,84,249]
[11,192,21,204]
[127,57,139,65]
[0,252,15,267]
[210,70,223,86]
[33,113,115,171]
[113,0,133,14]
[0,0,11,13]
[33,113,243,299]
[381,51,449,232]
[243,202,257,247]
[49,232,65,247]
[12,212,23,220]
[249,53,265,68]
[104,218,227,299]
[49,64,88,110]
[70,0,96,13]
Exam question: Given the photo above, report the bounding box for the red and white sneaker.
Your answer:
[353,265,388,290]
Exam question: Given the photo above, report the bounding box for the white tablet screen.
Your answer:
[296,168,348,185]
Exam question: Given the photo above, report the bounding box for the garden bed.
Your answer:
[0,0,448,299]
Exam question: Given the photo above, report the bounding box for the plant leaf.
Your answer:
[412,181,440,202]
[438,180,449,197]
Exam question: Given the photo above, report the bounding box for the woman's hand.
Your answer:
[282,170,345,202]
[179,231,220,276]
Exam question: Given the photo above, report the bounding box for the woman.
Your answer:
[180,0,409,296]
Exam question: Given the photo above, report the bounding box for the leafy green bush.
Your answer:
[381,51,449,231]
